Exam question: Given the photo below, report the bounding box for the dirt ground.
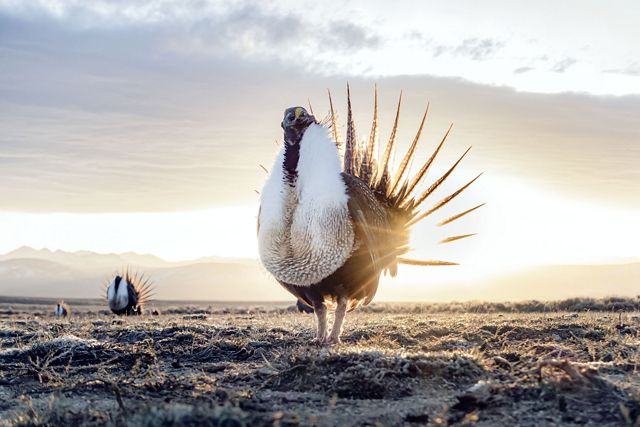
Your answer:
[0,299,638,426]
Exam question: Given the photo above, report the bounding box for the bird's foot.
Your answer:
[325,335,342,346]
[311,335,328,346]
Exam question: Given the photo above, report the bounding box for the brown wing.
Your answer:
[341,173,391,273]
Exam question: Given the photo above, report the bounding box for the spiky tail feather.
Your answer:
[331,86,483,269]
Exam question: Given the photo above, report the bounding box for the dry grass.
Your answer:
[0,299,639,426]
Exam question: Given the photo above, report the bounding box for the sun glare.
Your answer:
[1,174,637,276]
[404,174,640,283]
[0,206,259,262]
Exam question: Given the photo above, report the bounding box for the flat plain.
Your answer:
[0,298,639,426]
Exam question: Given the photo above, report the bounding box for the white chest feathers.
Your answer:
[107,279,130,311]
[258,124,354,287]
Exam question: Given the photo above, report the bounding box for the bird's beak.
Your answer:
[281,107,315,134]
[282,112,300,129]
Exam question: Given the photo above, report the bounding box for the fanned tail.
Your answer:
[103,267,155,307]
[126,270,155,305]
[329,86,483,269]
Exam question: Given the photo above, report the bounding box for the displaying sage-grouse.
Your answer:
[105,270,153,316]
[258,87,482,345]
[55,301,70,317]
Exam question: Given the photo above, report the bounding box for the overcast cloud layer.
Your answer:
[1,0,639,214]
[2,0,639,94]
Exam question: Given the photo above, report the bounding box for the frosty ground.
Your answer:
[0,298,639,426]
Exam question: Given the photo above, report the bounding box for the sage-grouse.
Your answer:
[258,87,482,344]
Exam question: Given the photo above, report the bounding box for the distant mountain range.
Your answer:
[0,246,253,270]
[0,246,289,301]
[0,246,170,269]
[0,247,637,302]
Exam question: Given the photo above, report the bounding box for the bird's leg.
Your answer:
[327,298,348,345]
[314,304,328,344]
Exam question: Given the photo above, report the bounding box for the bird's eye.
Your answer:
[299,110,306,117]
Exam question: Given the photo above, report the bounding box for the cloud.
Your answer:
[604,64,640,77]
[1,54,640,214]
[432,45,446,58]
[0,1,639,215]
[551,57,577,73]
[323,20,381,51]
[0,1,381,62]
[431,38,505,61]
[513,66,534,74]
[453,38,505,61]
[2,1,639,96]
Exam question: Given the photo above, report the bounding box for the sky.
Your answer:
[1,0,639,287]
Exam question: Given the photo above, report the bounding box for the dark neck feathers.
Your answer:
[283,143,299,184]
[283,125,306,184]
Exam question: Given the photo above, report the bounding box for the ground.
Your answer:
[0,298,639,426]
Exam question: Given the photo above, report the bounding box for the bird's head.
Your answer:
[281,106,316,146]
